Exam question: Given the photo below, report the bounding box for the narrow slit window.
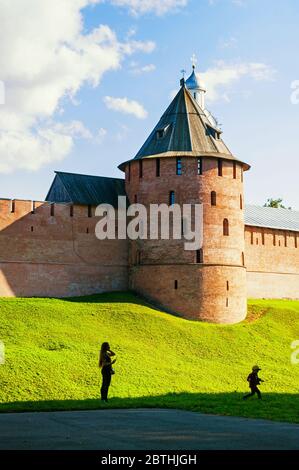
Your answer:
[50,204,55,217]
[240,194,243,210]
[196,249,203,263]
[211,191,217,206]
[169,191,175,206]
[223,218,229,236]
[174,280,178,290]
[218,158,223,176]
[88,205,92,218]
[134,194,137,204]
[242,252,245,266]
[233,162,237,179]
[156,158,160,177]
[176,158,182,175]
[70,205,74,217]
[10,200,15,213]
[197,157,202,175]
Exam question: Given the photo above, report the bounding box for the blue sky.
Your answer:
[0,0,299,208]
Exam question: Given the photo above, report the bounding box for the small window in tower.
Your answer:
[262,231,265,245]
[233,162,237,179]
[139,160,143,178]
[211,191,217,206]
[226,298,229,307]
[50,204,55,217]
[176,158,182,175]
[134,194,138,204]
[197,157,202,175]
[242,252,245,266]
[156,158,160,177]
[10,200,15,213]
[218,159,223,176]
[31,226,34,232]
[273,234,276,246]
[86,228,89,234]
[70,205,74,217]
[240,194,243,210]
[196,249,203,263]
[223,218,229,236]
[169,191,175,206]
[156,124,170,140]
[88,205,92,218]
[174,280,178,290]
[226,281,229,291]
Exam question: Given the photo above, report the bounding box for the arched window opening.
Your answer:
[223,218,229,236]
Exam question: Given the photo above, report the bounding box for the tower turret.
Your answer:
[185,55,206,109]
[119,72,250,324]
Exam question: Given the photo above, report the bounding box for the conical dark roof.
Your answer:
[118,85,250,171]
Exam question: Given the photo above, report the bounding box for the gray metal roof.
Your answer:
[118,85,250,171]
[245,205,299,232]
[46,171,126,207]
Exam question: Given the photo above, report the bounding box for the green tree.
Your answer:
[264,198,291,210]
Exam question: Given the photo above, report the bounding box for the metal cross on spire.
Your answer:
[191,53,197,69]
[181,69,186,79]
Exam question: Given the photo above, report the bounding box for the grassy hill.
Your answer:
[0,292,299,423]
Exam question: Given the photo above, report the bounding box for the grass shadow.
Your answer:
[1,392,299,424]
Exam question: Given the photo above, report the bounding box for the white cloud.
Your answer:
[96,127,107,143]
[53,121,93,140]
[0,0,154,174]
[130,63,156,74]
[219,36,237,49]
[104,96,148,118]
[201,61,276,102]
[109,0,188,16]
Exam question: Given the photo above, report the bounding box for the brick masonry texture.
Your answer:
[0,155,298,323]
[0,199,128,297]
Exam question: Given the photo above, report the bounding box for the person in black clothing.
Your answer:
[243,365,264,400]
[99,342,116,402]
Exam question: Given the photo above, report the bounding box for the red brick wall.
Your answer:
[125,156,247,323]
[245,225,299,299]
[0,199,128,297]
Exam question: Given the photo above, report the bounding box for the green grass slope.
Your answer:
[0,293,299,423]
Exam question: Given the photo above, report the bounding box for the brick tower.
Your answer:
[119,66,250,324]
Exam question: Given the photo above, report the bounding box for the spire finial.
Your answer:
[191,53,197,69]
[181,69,186,79]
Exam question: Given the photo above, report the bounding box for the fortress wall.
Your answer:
[0,198,128,297]
[245,225,299,299]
